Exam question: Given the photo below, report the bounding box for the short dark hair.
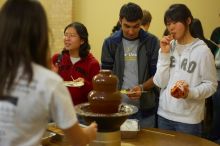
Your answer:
[119,2,143,22]
[0,0,49,96]
[164,4,193,26]
[141,9,152,25]
[64,22,90,58]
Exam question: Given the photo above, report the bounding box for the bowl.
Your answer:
[120,119,140,139]
[75,103,138,132]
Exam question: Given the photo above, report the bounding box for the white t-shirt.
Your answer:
[0,63,77,146]
[70,57,80,64]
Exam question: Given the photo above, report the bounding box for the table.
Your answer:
[43,128,219,146]
[122,128,219,146]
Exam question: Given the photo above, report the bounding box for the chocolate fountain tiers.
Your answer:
[88,70,122,114]
[75,103,138,132]
[78,69,138,146]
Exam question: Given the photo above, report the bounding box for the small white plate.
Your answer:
[64,81,84,87]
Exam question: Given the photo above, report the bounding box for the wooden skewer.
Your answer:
[142,129,175,137]
[132,91,149,93]
[120,90,150,94]
[70,75,75,82]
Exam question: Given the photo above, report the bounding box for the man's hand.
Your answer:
[127,85,142,100]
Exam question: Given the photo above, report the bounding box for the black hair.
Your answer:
[164,4,193,27]
[141,9,152,25]
[190,18,205,40]
[119,2,143,22]
[0,0,49,96]
[64,22,90,58]
[163,28,170,36]
[211,27,220,45]
[191,18,218,55]
[111,21,121,34]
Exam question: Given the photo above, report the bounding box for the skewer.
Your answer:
[70,75,75,82]
[120,90,150,94]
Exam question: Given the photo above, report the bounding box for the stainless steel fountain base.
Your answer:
[89,131,121,146]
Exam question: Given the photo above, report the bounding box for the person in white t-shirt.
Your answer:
[0,0,97,146]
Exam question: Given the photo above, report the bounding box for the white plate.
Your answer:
[64,81,84,87]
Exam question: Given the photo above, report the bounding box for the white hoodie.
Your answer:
[153,39,218,124]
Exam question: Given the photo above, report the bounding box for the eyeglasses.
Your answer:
[64,33,79,38]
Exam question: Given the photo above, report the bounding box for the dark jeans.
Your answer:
[158,115,202,137]
[209,81,220,140]
[129,109,155,129]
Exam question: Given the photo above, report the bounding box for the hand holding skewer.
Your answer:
[121,85,149,100]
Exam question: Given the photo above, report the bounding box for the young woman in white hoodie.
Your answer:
[153,4,217,136]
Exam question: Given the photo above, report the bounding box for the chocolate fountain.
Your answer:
[75,70,138,146]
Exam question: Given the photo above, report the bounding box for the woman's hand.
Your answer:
[74,77,85,83]
[51,63,59,73]
[170,80,189,99]
[63,122,97,146]
[160,35,173,53]
[83,122,97,142]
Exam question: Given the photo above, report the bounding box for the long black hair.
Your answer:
[191,18,219,56]
[64,22,90,58]
[0,0,49,96]
[211,27,220,45]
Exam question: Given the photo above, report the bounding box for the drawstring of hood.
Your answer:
[171,39,205,67]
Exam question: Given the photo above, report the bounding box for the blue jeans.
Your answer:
[158,115,202,136]
[129,110,155,129]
